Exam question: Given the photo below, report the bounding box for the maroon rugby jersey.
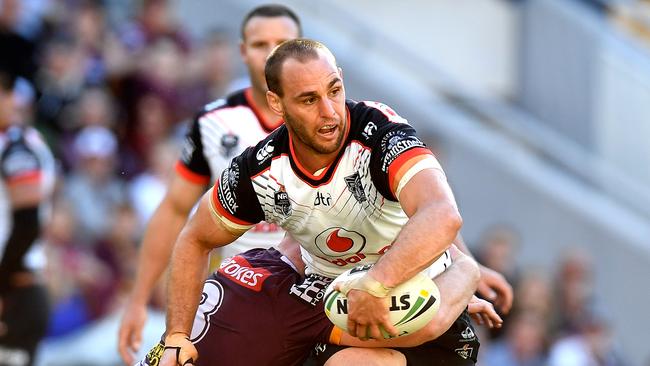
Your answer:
[189,248,335,366]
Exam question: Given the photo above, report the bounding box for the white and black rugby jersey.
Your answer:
[176,89,285,258]
[210,100,452,278]
[0,126,55,272]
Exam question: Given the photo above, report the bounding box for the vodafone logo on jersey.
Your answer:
[315,227,366,258]
[218,255,271,292]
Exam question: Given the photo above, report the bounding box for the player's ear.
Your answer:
[266,91,283,116]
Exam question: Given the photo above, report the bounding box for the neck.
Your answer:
[249,87,282,129]
[293,146,338,176]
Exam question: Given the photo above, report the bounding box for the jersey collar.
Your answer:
[287,106,351,187]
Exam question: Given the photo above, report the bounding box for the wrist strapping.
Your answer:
[339,274,393,298]
[164,332,197,365]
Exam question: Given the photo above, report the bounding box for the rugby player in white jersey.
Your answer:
[159,39,502,365]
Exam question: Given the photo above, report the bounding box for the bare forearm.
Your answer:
[166,237,211,336]
[370,202,461,288]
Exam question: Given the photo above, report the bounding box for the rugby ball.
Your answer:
[323,264,440,338]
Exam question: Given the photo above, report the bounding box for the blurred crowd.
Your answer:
[471,225,628,366]
[1,0,240,362]
[0,0,635,365]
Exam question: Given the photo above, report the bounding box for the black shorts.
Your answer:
[0,284,50,365]
[305,310,480,366]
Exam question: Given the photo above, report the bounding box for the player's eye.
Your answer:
[329,88,341,97]
[303,97,317,105]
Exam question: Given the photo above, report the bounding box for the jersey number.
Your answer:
[190,280,224,343]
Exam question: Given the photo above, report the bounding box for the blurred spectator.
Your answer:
[117,0,190,55]
[181,29,237,110]
[42,198,112,337]
[128,139,179,230]
[123,91,177,176]
[553,246,597,337]
[548,310,626,366]
[0,0,39,82]
[34,34,86,152]
[92,203,141,313]
[64,126,126,241]
[56,86,118,171]
[475,223,520,285]
[66,0,113,85]
[481,310,549,366]
[514,268,553,321]
[475,223,521,339]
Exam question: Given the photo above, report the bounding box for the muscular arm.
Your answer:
[342,161,462,339]
[370,167,462,287]
[165,192,240,341]
[340,247,479,347]
[119,174,204,364]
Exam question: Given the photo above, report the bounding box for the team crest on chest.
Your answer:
[220,133,239,157]
[344,173,366,203]
[274,187,292,217]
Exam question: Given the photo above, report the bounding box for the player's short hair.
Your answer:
[241,4,302,39]
[265,39,335,97]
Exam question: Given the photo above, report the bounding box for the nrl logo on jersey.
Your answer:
[274,188,292,217]
[344,173,366,203]
[256,139,274,164]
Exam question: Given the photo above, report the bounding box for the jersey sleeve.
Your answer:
[208,148,266,233]
[176,116,212,184]
[0,140,42,186]
[366,103,440,201]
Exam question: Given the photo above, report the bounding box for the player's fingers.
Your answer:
[470,312,483,326]
[118,326,135,365]
[481,312,494,328]
[496,283,514,314]
[346,319,357,338]
[476,282,497,302]
[355,323,368,340]
[367,324,383,340]
[381,321,398,338]
[133,330,142,352]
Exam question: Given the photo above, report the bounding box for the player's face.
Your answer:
[276,51,347,156]
[241,16,300,94]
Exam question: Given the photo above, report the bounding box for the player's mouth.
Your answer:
[317,124,339,139]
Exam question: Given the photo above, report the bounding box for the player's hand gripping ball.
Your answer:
[323,265,441,338]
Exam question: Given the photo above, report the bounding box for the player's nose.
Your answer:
[319,98,336,119]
